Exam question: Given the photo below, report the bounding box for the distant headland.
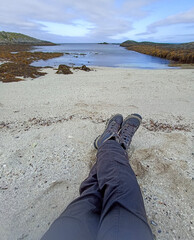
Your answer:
[120,40,194,64]
[0,31,55,46]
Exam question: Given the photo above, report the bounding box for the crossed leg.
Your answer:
[41,163,102,240]
[41,140,153,240]
[96,140,153,240]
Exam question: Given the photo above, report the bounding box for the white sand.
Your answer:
[0,67,194,240]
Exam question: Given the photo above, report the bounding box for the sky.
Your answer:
[0,0,194,43]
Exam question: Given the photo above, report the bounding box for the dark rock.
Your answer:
[73,65,91,72]
[81,65,91,71]
[56,65,73,75]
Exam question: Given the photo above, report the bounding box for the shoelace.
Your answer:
[107,121,119,133]
[121,123,136,144]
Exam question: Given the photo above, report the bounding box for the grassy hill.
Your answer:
[0,31,55,45]
[120,40,194,49]
[120,40,194,63]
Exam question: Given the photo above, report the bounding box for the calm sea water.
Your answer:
[31,43,175,69]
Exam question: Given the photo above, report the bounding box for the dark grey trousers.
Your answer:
[41,140,153,240]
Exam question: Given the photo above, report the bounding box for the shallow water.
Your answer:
[31,43,176,69]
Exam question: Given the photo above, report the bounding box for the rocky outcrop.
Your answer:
[56,65,73,74]
[73,65,91,72]
[56,65,91,75]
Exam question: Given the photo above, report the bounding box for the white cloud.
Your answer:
[139,7,194,35]
[38,20,95,37]
[121,0,157,18]
[0,0,157,41]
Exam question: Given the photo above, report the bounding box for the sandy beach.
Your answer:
[0,67,194,240]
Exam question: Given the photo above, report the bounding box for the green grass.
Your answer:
[0,31,54,45]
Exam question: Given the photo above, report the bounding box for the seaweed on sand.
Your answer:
[0,45,63,82]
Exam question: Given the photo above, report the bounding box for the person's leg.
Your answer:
[97,204,153,240]
[41,163,102,240]
[95,114,154,240]
[96,140,153,240]
[41,114,123,240]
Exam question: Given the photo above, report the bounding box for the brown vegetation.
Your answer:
[0,45,91,82]
[143,119,191,132]
[168,63,194,69]
[0,46,63,65]
[120,41,194,64]
[0,63,46,83]
[127,45,194,63]
[0,45,63,82]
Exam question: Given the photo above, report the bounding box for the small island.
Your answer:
[98,42,108,44]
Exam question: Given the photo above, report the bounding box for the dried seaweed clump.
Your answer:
[143,119,191,132]
[0,45,64,82]
[0,63,46,83]
[0,51,63,65]
[126,45,194,64]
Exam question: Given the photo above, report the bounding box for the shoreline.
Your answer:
[1,43,194,83]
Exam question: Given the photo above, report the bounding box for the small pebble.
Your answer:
[158,229,162,233]
[32,143,37,148]
[150,220,158,226]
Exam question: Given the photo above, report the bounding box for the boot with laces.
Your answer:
[119,114,142,150]
[94,114,123,149]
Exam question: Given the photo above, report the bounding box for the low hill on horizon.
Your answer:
[120,40,194,64]
[0,31,55,46]
[120,40,194,50]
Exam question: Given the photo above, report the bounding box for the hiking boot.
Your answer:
[94,114,123,149]
[119,114,142,150]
